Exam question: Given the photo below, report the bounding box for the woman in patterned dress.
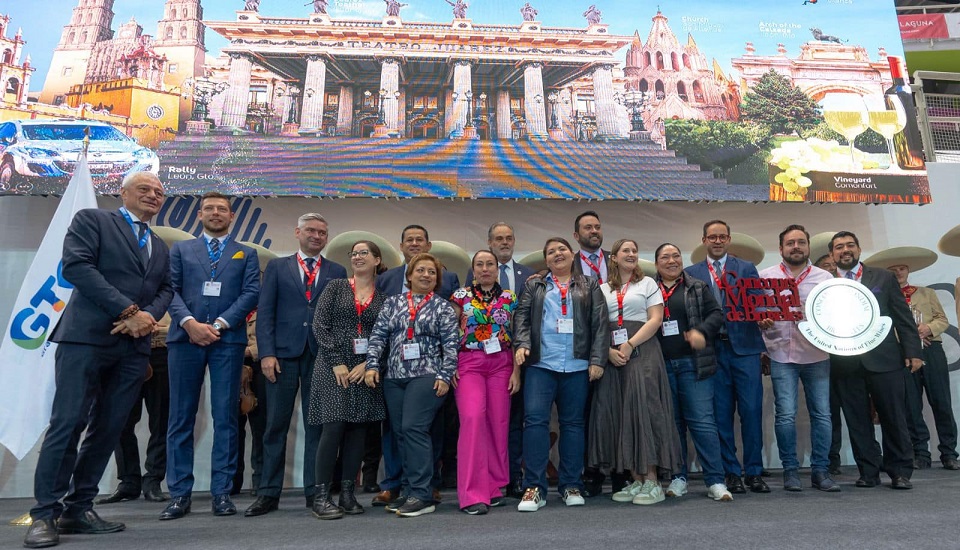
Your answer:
[450,250,520,515]
[310,240,387,520]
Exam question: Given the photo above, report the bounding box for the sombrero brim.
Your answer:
[863,246,937,273]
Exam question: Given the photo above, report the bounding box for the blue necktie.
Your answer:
[499,264,510,291]
[304,257,316,295]
[712,260,723,301]
[844,270,856,280]
[135,222,149,265]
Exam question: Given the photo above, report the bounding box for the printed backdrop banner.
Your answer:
[1,0,928,203]
[898,13,950,40]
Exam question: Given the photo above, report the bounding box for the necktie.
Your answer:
[499,264,510,291]
[844,270,856,280]
[209,238,221,277]
[712,260,723,301]
[135,222,149,265]
[304,257,316,295]
[589,253,601,282]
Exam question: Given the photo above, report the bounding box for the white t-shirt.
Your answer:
[601,276,663,323]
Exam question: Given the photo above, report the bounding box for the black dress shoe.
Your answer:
[505,478,524,499]
[212,494,237,516]
[244,496,279,517]
[745,475,771,493]
[725,474,746,494]
[143,485,168,503]
[159,496,191,520]
[891,476,913,490]
[23,519,58,549]
[913,456,932,470]
[94,487,140,505]
[57,510,125,534]
[942,457,960,471]
[362,482,380,494]
[855,477,881,488]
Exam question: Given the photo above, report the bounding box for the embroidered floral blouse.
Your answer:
[450,284,517,352]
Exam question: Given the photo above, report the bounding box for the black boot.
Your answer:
[338,480,364,515]
[311,483,343,520]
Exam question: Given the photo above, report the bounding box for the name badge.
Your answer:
[203,281,222,297]
[353,338,368,354]
[557,318,574,334]
[662,320,680,337]
[483,337,501,355]
[402,343,421,360]
[612,328,628,346]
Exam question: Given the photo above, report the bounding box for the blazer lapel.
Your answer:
[143,232,163,274]
[214,238,240,281]
[111,212,145,273]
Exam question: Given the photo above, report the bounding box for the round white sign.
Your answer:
[798,278,892,356]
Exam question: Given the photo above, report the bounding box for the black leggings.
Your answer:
[315,421,368,486]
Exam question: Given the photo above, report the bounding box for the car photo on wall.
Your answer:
[0,119,160,194]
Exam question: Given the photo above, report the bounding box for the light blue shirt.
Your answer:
[578,248,607,283]
[534,277,588,373]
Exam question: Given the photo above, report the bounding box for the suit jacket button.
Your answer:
[303,322,308,327]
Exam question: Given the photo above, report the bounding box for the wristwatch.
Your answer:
[212,321,224,332]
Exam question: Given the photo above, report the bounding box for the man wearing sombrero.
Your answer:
[864,246,959,472]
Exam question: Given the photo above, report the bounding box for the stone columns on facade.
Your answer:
[337,86,354,136]
[522,62,547,140]
[300,54,327,132]
[443,88,455,137]
[496,89,511,140]
[452,59,473,134]
[591,64,622,141]
[220,52,253,129]
[379,57,401,134]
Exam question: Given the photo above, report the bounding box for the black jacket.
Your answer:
[513,273,609,368]
[662,274,724,380]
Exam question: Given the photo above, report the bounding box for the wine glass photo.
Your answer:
[863,94,907,171]
[821,93,868,168]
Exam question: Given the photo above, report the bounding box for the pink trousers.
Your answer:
[455,348,513,508]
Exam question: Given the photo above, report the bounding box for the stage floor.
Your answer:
[2,466,958,549]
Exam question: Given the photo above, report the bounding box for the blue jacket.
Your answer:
[377,264,460,299]
[685,256,766,356]
[256,253,346,359]
[167,236,260,346]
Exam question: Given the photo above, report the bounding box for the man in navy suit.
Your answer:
[161,192,260,520]
[371,224,460,505]
[245,213,346,516]
[829,231,922,489]
[685,220,769,494]
[465,222,534,497]
[26,172,173,549]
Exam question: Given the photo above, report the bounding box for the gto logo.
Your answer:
[9,261,74,350]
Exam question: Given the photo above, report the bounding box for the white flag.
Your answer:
[0,155,98,460]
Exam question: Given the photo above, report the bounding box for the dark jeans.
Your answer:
[235,358,266,493]
[522,366,588,495]
[905,342,958,461]
[714,340,764,477]
[32,342,148,520]
[664,357,724,487]
[507,376,526,481]
[112,346,170,492]
[259,350,321,498]
[383,376,446,502]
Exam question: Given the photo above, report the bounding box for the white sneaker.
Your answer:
[666,477,688,498]
[706,483,734,502]
[562,488,585,506]
[517,488,546,512]
[612,480,644,502]
[632,480,665,505]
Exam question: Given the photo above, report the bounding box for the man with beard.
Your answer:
[758,225,838,492]
[829,231,922,489]
[685,220,768,494]
[161,192,260,520]
[572,211,608,283]
[245,213,346,516]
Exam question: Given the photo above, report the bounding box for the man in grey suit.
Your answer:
[245,213,346,516]
[160,192,260,520]
[25,172,173,549]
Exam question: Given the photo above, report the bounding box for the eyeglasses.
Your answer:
[704,235,730,243]
[349,250,371,258]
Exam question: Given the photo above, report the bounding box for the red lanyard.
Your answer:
[350,278,374,336]
[297,255,322,301]
[406,291,433,340]
[706,259,725,291]
[658,277,682,320]
[779,263,813,286]
[901,285,917,305]
[579,252,603,283]
[615,281,630,328]
[552,275,570,316]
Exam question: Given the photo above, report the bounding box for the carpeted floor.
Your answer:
[2,466,959,550]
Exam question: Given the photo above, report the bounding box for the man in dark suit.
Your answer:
[161,192,260,520]
[464,222,533,497]
[25,172,172,549]
[685,220,769,494]
[371,224,460,506]
[829,231,923,489]
[245,213,346,516]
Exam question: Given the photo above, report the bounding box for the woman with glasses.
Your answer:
[309,241,388,520]
[513,237,609,512]
[450,250,520,515]
[589,239,681,506]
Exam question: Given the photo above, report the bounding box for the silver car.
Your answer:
[0,119,160,193]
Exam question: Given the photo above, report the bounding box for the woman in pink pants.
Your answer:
[450,250,520,515]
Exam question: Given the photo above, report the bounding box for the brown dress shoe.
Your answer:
[371,489,396,507]
[432,488,442,502]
